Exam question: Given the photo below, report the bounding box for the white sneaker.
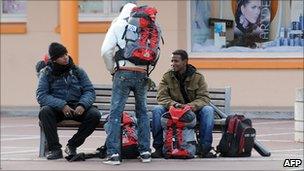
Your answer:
[139,151,151,163]
[103,153,121,165]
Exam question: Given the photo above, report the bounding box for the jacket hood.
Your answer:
[186,64,197,77]
[117,3,137,20]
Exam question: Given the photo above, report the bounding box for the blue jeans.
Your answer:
[151,105,214,151]
[105,70,150,156]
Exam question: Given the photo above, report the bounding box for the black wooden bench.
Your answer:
[39,84,231,157]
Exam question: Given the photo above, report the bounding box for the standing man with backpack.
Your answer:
[37,42,101,160]
[101,3,161,165]
[151,49,216,158]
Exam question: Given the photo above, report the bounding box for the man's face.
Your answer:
[171,54,187,72]
[54,54,69,65]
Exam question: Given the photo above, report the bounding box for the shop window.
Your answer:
[189,0,304,54]
[0,0,26,23]
[78,0,136,22]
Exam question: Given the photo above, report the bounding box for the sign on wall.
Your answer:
[234,0,271,42]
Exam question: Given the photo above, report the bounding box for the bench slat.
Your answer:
[94,104,156,111]
[209,100,226,106]
[209,94,227,99]
[95,104,226,109]
[95,94,225,104]
[94,96,158,104]
[95,90,227,97]
[208,88,228,93]
[95,90,158,97]
[95,106,226,115]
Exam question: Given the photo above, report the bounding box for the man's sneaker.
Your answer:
[46,149,63,160]
[64,145,77,156]
[151,149,163,158]
[103,153,121,165]
[198,147,217,158]
[139,151,151,163]
[200,152,217,158]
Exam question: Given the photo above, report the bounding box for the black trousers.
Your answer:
[39,106,101,151]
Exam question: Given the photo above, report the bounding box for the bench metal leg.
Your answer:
[39,125,48,157]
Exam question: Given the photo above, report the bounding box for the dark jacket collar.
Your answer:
[49,56,75,76]
[171,64,197,80]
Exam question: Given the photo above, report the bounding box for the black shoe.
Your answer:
[200,152,217,158]
[199,146,217,158]
[197,145,217,158]
[65,145,77,156]
[66,153,86,162]
[151,149,163,158]
[47,149,63,160]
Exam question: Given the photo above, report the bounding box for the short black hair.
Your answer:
[172,49,188,60]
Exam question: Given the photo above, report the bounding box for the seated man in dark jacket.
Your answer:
[36,42,101,160]
[151,49,215,158]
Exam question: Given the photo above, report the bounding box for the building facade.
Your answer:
[1,0,303,112]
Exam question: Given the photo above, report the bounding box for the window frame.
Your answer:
[0,13,26,23]
[0,0,27,34]
[78,0,125,22]
[186,0,303,60]
[0,0,27,23]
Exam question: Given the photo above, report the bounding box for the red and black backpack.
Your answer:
[217,114,256,157]
[99,112,139,159]
[115,5,163,75]
[121,112,138,158]
[161,105,197,159]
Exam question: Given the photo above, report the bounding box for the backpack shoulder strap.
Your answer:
[122,25,128,40]
[227,116,237,134]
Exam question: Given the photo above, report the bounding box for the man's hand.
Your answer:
[173,103,185,109]
[74,105,85,115]
[62,105,75,118]
[188,105,195,112]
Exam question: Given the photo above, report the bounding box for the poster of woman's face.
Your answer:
[241,0,261,23]
[234,0,271,42]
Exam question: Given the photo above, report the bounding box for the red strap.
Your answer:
[234,119,240,134]
[227,117,236,134]
[239,131,245,154]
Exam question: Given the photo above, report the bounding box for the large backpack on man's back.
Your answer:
[116,5,162,69]
[217,114,256,157]
[161,106,197,159]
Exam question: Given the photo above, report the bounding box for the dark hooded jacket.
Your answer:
[36,57,95,110]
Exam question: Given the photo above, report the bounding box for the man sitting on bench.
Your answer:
[36,42,101,160]
[151,49,215,158]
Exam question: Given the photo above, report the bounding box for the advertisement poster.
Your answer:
[234,0,271,42]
